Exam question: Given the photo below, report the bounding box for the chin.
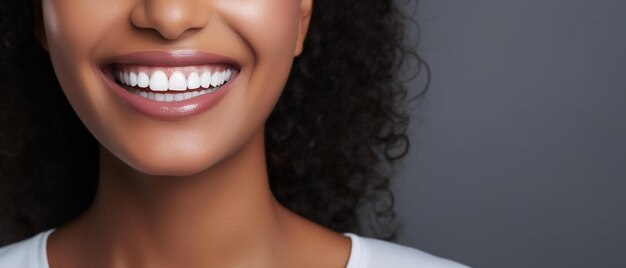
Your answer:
[113,146,225,177]
[134,162,213,177]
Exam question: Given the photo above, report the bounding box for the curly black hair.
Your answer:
[0,0,427,245]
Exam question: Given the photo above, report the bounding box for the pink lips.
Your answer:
[100,51,239,120]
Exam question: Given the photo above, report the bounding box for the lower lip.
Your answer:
[100,68,236,120]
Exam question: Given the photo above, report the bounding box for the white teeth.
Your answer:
[174,93,185,101]
[225,69,232,81]
[217,71,223,87]
[155,93,165,101]
[187,72,200,90]
[137,72,150,88]
[129,89,212,102]
[219,71,226,86]
[168,71,187,91]
[123,72,130,85]
[116,66,235,98]
[149,71,168,91]
[210,72,220,87]
[200,71,212,88]
[129,72,138,87]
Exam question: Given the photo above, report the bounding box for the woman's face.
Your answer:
[40,0,312,175]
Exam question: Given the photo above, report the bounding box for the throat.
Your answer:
[73,138,285,267]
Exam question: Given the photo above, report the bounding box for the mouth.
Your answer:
[107,64,236,102]
[100,51,240,120]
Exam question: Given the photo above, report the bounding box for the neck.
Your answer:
[79,131,285,267]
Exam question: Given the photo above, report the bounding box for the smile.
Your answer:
[113,64,236,102]
[101,51,240,120]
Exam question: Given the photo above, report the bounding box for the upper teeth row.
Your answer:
[116,69,233,92]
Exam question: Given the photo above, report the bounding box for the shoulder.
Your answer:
[0,229,53,268]
[344,233,469,268]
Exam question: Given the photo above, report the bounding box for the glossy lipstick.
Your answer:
[100,51,239,120]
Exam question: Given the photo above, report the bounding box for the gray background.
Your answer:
[394,1,626,267]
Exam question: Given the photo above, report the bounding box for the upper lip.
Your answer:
[101,50,240,68]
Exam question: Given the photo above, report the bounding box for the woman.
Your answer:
[0,0,467,267]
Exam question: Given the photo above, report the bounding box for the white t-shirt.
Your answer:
[0,229,468,267]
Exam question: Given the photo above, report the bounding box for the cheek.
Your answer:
[42,0,127,144]
[217,0,301,61]
[42,1,103,112]
[43,0,119,62]
[216,0,301,112]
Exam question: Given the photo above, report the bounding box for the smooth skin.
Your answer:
[35,0,351,267]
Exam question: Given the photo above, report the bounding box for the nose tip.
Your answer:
[130,1,210,40]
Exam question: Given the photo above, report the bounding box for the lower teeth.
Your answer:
[125,86,220,102]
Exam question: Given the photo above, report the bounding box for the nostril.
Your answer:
[130,2,210,40]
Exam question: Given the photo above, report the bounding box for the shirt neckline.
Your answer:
[343,232,363,268]
[37,229,55,268]
[38,229,363,268]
